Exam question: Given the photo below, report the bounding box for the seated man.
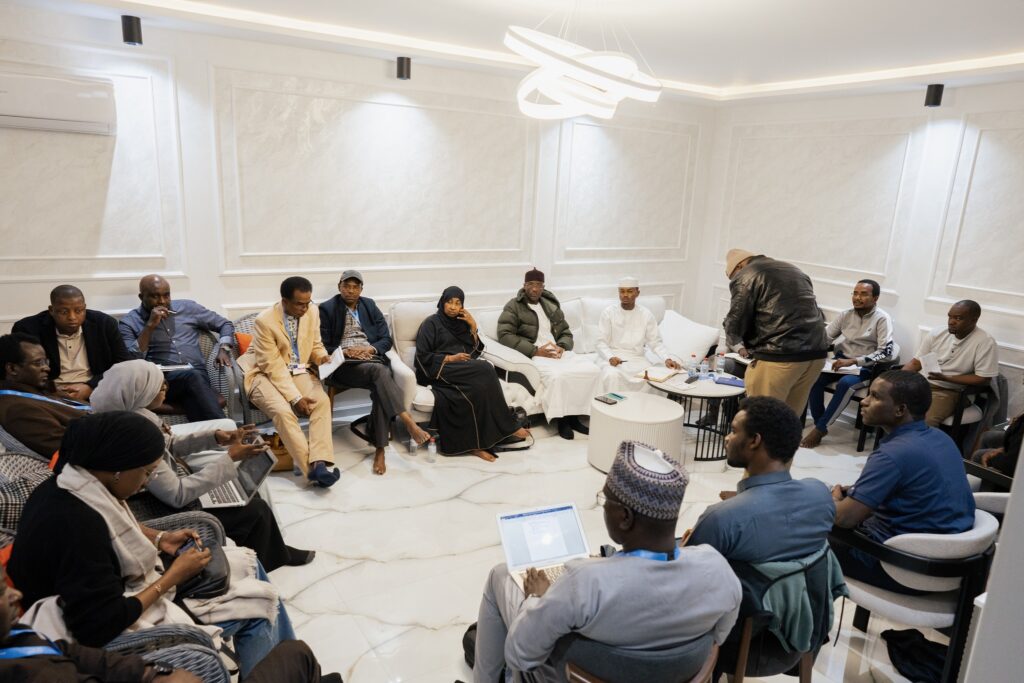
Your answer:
[238,277,339,488]
[594,277,681,394]
[902,299,998,427]
[802,279,898,448]
[831,371,976,594]
[319,269,429,475]
[688,396,835,562]
[119,274,233,422]
[0,333,91,456]
[12,284,135,402]
[497,268,598,440]
[473,441,741,682]
[971,411,1022,478]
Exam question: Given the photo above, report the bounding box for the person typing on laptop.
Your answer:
[472,441,741,682]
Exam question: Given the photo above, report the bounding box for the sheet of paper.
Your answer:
[920,352,942,376]
[724,352,752,366]
[636,365,678,382]
[318,347,346,380]
[823,359,863,376]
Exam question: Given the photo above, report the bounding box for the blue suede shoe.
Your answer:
[308,461,341,488]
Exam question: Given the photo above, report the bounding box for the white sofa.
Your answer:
[474,296,721,416]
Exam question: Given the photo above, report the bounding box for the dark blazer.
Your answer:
[319,295,392,365]
[0,626,147,681]
[12,310,136,388]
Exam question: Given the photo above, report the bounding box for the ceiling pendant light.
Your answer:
[504,25,661,120]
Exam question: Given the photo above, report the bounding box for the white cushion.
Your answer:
[389,301,436,371]
[474,307,503,341]
[412,385,435,412]
[658,310,720,363]
[942,404,983,426]
[973,492,1009,516]
[882,510,998,592]
[578,296,667,353]
[845,579,957,629]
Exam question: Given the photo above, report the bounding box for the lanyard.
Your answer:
[0,629,62,658]
[619,546,681,562]
[282,311,300,362]
[349,307,361,325]
[0,390,92,411]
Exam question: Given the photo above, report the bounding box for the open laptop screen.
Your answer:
[235,450,275,498]
[498,504,589,569]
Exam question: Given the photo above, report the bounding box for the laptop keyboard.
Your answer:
[518,564,566,586]
[206,482,241,506]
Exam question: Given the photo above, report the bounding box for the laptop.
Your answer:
[497,503,591,594]
[199,447,276,509]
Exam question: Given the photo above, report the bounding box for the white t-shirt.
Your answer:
[529,302,557,348]
[916,325,999,388]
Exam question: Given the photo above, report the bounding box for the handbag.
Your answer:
[162,540,230,600]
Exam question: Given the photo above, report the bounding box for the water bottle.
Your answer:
[699,357,710,379]
[687,354,698,378]
[407,436,417,455]
[714,353,726,374]
[426,437,437,463]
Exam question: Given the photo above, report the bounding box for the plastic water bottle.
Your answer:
[426,438,437,463]
[699,357,710,379]
[687,354,699,378]
[407,436,417,455]
[714,353,726,374]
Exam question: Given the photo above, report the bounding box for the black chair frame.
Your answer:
[963,459,1013,493]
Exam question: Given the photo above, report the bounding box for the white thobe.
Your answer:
[594,305,676,394]
[527,303,599,418]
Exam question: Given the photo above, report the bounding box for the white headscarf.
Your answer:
[90,359,165,425]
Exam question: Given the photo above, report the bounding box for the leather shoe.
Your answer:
[567,415,589,435]
[285,546,316,566]
[308,461,340,488]
[557,419,575,440]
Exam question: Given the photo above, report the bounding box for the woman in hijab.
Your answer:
[90,360,313,571]
[415,286,529,460]
[8,412,295,677]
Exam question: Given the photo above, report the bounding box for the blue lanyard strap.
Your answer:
[619,546,681,562]
[0,629,63,658]
[0,390,92,412]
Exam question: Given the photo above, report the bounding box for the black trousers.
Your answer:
[242,640,324,683]
[211,494,291,573]
[164,367,224,422]
[829,536,926,595]
[328,361,405,448]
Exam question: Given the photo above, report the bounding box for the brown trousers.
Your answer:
[248,371,333,476]
[925,387,961,427]
[745,358,825,415]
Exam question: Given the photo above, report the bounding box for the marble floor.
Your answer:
[264,417,936,683]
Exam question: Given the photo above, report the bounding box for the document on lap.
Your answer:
[318,347,346,380]
[920,352,942,377]
[823,359,862,376]
[637,365,678,382]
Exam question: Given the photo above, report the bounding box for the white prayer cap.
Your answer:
[618,276,639,289]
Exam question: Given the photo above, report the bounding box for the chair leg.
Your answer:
[857,425,868,452]
[940,554,993,683]
[798,652,813,683]
[732,617,753,683]
[852,605,871,633]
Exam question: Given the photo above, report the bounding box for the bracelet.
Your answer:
[153,531,165,549]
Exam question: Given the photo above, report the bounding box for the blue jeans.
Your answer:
[217,563,296,678]
[808,359,871,433]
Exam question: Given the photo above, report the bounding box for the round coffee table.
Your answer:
[648,374,746,464]
[587,392,685,473]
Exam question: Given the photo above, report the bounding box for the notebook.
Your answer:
[199,448,276,509]
[497,503,591,594]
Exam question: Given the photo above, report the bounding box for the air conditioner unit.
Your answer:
[0,72,116,136]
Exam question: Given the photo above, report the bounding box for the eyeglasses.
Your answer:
[595,491,624,508]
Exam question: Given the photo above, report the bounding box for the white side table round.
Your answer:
[587,392,685,473]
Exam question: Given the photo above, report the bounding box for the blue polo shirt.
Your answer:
[850,420,975,542]
[688,471,835,563]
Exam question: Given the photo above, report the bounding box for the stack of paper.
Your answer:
[637,365,679,382]
[318,347,346,380]
[823,359,863,376]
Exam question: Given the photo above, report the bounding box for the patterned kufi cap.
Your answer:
[606,441,688,521]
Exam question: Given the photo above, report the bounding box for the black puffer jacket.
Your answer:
[496,289,573,357]
[723,256,828,362]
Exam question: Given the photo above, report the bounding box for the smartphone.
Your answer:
[175,539,199,556]
[684,375,699,384]
[595,395,618,405]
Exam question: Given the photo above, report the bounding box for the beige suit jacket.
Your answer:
[238,302,329,403]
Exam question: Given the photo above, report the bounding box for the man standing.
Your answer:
[319,270,429,475]
[12,285,134,402]
[595,277,681,395]
[119,275,232,422]
[831,371,976,593]
[801,279,898,448]
[238,277,339,488]
[473,441,740,682]
[0,333,92,456]
[497,268,597,440]
[722,249,829,415]
[902,300,999,427]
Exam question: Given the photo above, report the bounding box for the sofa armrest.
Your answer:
[387,348,419,410]
[480,334,542,394]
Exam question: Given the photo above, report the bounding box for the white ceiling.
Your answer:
[26,0,1024,99]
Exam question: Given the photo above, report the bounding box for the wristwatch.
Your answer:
[143,661,175,682]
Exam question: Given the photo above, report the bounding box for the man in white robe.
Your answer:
[594,277,681,394]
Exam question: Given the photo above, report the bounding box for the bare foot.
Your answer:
[513,427,530,439]
[373,448,386,475]
[409,424,431,446]
[470,449,497,462]
[800,428,825,449]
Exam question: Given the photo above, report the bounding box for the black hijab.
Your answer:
[54,411,165,474]
[435,285,475,346]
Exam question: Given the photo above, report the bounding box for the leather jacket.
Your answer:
[723,256,829,362]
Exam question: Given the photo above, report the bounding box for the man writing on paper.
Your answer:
[319,270,429,475]
[594,278,681,395]
[801,279,898,448]
[497,268,598,440]
[902,300,999,427]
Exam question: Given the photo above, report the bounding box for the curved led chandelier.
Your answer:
[504,25,662,120]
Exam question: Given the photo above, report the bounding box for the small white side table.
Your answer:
[587,392,685,473]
